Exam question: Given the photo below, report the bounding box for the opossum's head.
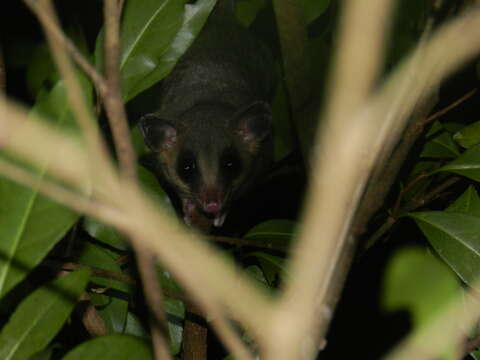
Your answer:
[139,101,272,227]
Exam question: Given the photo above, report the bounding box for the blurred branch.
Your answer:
[103,0,169,357]
[364,176,462,251]
[272,0,313,160]
[211,236,287,252]
[79,293,109,337]
[267,0,396,358]
[269,5,480,360]
[23,0,110,166]
[103,0,137,181]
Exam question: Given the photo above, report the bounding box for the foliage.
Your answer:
[1,0,480,359]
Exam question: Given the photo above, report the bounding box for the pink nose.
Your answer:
[204,201,221,214]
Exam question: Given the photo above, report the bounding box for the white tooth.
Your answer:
[183,215,193,227]
[213,213,227,227]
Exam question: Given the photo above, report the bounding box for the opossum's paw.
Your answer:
[181,197,212,232]
[182,198,196,227]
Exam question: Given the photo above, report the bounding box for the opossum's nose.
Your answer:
[204,201,222,214]
[199,187,224,215]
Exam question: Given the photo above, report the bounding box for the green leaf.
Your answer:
[138,166,175,216]
[62,334,152,360]
[244,219,296,246]
[438,144,480,182]
[83,217,128,251]
[78,243,130,333]
[271,68,295,161]
[447,186,480,217]
[96,0,217,102]
[383,248,459,329]
[245,265,275,294]
[27,26,89,99]
[164,297,185,355]
[247,252,285,285]
[0,269,91,360]
[453,121,480,149]
[0,78,92,299]
[155,267,185,354]
[410,211,480,285]
[421,122,459,159]
[83,165,174,251]
[124,312,148,338]
[26,44,57,98]
[235,0,266,26]
[304,0,330,24]
[119,0,186,101]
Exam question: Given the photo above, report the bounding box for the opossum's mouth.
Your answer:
[181,197,228,228]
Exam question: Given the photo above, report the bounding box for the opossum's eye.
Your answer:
[220,148,242,182]
[177,151,198,184]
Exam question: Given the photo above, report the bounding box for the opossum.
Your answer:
[139,0,276,227]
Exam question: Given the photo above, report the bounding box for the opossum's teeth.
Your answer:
[213,213,227,227]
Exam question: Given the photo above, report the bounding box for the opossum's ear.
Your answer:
[234,101,272,149]
[139,114,177,152]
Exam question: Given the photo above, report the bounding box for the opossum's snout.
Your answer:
[195,183,227,228]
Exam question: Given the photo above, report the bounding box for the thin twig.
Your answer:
[46,260,136,284]
[23,0,109,164]
[79,293,109,336]
[103,0,137,180]
[102,1,170,358]
[422,88,477,125]
[136,248,172,360]
[363,176,462,250]
[211,236,287,252]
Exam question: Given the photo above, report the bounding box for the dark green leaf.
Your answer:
[0,270,91,360]
[78,243,130,333]
[383,248,459,329]
[138,166,175,216]
[62,334,152,360]
[447,186,480,217]
[27,26,89,99]
[454,121,480,149]
[124,312,148,338]
[99,0,217,102]
[83,217,128,251]
[245,265,274,294]
[119,0,186,101]
[244,219,296,246]
[26,44,57,98]
[304,0,330,24]
[0,78,92,299]
[271,68,295,161]
[421,122,459,159]
[235,0,266,26]
[164,297,185,355]
[410,211,480,285]
[155,267,185,354]
[438,144,480,182]
[247,252,285,285]
[131,126,149,157]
